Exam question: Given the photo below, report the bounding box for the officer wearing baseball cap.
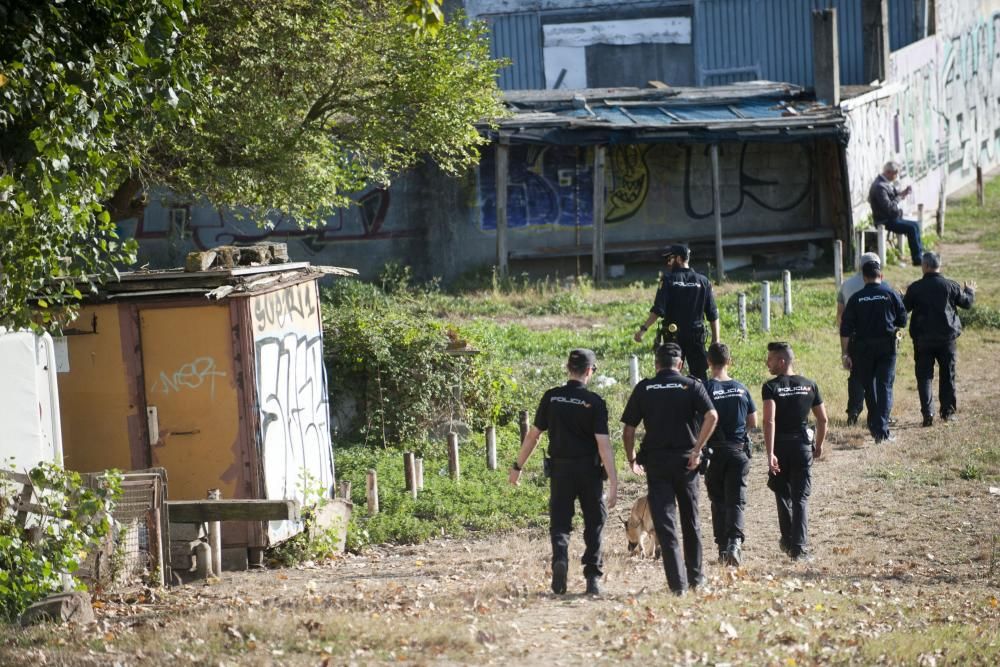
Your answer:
[622,343,719,594]
[839,260,907,443]
[837,251,883,426]
[634,244,720,381]
[510,348,618,596]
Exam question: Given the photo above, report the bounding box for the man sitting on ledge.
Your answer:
[868,161,924,266]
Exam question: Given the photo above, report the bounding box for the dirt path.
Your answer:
[6,239,1000,666]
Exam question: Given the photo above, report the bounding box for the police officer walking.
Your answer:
[840,260,907,443]
[903,252,976,425]
[509,349,618,596]
[762,342,827,561]
[634,244,720,382]
[704,343,757,567]
[837,251,884,426]
[622,343,719,594]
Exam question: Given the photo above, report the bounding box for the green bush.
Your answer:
[322,273,517,446]
[0,464,121,622]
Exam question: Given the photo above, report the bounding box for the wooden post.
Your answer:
[737,293,748,339]
[366,469,379,516]
[876,224,887,266]
[834,240,844,289]
[206,489,222,577]
[447,432,460,481]
[782,270,792,315]
[855,228,864,270]
[629,354,640,388]
[592,145,607,282]
[761,281,771,333]
[977,165,985,207]
[936,178,947,237]
[403,452,417,498]
[338,480,351,501]
[518,409,530,444]
[710,144,725,284]
[414,458,424,492]
[486,426,497,471]
[495,138,510,279]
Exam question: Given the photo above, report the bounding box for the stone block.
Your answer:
[19,592,94,626]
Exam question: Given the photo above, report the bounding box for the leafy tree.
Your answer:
[0,0,504,331]
[0,0,203,330]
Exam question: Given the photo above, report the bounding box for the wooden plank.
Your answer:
[710,143,725,283]
[495,139,510,278]
[592,144,607,282]
[0,470,32,486]
[166,499,300,523]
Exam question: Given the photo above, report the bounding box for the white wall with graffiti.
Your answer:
[249,281,334,543]
[845,1,1000,226]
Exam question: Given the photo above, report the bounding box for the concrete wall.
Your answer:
[122,139,832,281]
[844,1,1000,225]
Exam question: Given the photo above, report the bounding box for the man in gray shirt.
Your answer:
[869,161,924,266]
[836,252,883,426]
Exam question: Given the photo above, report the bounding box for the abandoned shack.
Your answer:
[55,249,350,568]
[483,81,852,280]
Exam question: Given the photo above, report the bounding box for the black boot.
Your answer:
[585,576,601,596]
[551,561,568,594]
[724,538,743,567]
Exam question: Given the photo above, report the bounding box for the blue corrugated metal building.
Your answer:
[475,0,926,91]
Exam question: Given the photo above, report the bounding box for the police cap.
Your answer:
[661,243,690,260]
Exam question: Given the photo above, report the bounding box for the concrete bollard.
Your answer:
[738,293,747,339]
[366,469,379,516]
[761,282,771,333]
[877,225,887,266]
[206,489,222,577]
[834,240,843,289]
[629,354,640,388]
[486,426,497,471]
[448,432,460,481]
[414,458,424,491]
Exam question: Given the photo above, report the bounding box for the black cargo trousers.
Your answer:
[767,436,813,557]
[549,456,606,579]
[704,442,750,552]
[640,448,702,593]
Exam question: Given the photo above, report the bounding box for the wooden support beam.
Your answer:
[495,139,510,279]
[166,499,300,523]
[592,145,607,282]
[710,144,725,283]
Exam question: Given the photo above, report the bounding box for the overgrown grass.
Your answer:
[333,178,1000,547]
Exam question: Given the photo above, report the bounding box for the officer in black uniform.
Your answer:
[903,251,976,425]
[762,342,827,561]
[840,260,907,443]
[704,342,757,567]
[510,349,618,596]
[622,343,719,594]
[634,244,720,382]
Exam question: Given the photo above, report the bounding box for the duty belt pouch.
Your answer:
[594,452,608,481]
[698,446,712,475]
[743,435,753,459]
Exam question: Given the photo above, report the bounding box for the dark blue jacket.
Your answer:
[840,282,907,341]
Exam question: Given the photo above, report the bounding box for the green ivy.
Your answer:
[0,464,121,622]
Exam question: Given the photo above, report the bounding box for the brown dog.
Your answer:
[622,495,660,559]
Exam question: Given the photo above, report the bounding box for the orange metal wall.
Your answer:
[58,304,136,473]
[140,305,241,501]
